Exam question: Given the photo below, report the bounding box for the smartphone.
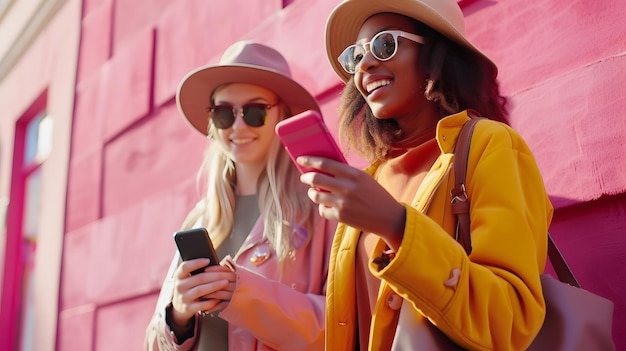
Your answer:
[173,228,219,275]
[275,109,347,174]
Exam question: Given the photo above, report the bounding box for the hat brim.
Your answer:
[325,0,497,82]
[177,64,320,135]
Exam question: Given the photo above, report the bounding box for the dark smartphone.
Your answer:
[275,109,347,174]
[173,228,219,275]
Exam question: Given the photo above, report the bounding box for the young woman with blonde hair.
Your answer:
[145,41,335,351]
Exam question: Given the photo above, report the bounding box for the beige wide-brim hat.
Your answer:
[177,41,320,135]
[325,0,497,82]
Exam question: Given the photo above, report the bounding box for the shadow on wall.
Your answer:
[0,141,4,234]
[459,0,497,15]
[0,129,6,243]
[0,197,6,233]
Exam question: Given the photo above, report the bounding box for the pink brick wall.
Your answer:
[59,0,626,350]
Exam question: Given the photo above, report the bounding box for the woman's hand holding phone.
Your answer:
[170,261,235,324]
[297,155,407,251]
[171,228,236,322]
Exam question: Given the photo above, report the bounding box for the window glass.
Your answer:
[15,111,47,350]
[22,169,41,240]
[23,113,43,164]
[23,111,51,165]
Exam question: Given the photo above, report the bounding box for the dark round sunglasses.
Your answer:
[205,103,278,129]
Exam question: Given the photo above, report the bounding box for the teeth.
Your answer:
[232,138,253,144]
[367,80,391,93]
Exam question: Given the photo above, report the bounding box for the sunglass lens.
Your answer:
[339,46,363,74]
[210,106,235,129]
[242,105,267,127]
[371,32,396,60]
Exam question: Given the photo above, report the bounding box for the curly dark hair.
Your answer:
[337,17,509,162]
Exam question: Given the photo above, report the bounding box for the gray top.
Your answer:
[199,194,260,351]
[217,194,260,260]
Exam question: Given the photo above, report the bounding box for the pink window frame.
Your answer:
[0,91,47,351]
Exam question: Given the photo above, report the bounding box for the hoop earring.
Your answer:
[424,79,436,101]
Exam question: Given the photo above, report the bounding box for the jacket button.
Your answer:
[387,293,403,310]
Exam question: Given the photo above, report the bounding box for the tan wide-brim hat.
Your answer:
[325,0,497,82]
[177,41,320,135]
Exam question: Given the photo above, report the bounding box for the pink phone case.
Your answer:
[275,109,347,174]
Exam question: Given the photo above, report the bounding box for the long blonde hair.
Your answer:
[181,102,314,263]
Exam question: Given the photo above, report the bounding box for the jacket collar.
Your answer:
[436,110,472,155]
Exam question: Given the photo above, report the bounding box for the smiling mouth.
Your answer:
[231,138,254,145]
[366,79,391,94]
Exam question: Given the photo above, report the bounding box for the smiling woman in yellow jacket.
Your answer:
[296,0,554,350]
[323,112,552,350]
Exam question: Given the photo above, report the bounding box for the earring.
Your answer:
[424,79,436,101]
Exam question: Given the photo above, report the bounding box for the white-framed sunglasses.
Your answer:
[338,30,426,74]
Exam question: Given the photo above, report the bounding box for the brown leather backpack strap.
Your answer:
[451,117,481,255]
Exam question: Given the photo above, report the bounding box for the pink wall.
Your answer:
[56,0,625,350]
[0,0,81,350]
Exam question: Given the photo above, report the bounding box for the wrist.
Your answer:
[384,204,406,250]
[170,310,194,329]
[165,304,195,342]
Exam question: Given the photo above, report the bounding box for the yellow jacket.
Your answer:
[325,111,553,351]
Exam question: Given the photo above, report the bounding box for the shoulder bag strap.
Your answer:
[451,117,481,255]
[452,117,581,287]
